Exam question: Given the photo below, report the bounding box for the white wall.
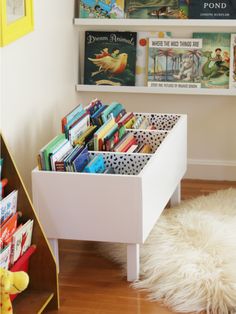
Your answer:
[1,1,236,196]
[1,0,79,192]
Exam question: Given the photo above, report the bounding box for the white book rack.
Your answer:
[32,112,187,281]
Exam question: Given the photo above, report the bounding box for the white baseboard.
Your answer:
[185,159,236,181]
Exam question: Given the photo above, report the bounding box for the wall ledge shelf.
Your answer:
[76,84,236,96]
[74,18,236,29]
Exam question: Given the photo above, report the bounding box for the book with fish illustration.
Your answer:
[147,38,202,89]
[84,31,137,86]
[125,0,188,19]
[193,32,231,89]
[79,0,124,19]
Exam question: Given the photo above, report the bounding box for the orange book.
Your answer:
[0,212,18,249]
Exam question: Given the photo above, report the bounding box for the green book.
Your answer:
[193,32,231,89]
[42,134,66,171]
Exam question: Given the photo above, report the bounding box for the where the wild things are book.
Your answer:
[230,34,236,89]
[84,31,137,86]
[125,0,188,19]
[193,33,231,89]
[79,0,124,19]
[147,38,202,88]
[189,0,236,19]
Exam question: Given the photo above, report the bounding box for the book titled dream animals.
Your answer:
[84,31,137,86]
[147,38,202,89]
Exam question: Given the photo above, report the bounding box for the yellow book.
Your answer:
[94,117,116,151]
[125,117,136,129]
[74,125,97,146]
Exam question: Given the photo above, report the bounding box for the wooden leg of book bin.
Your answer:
[127,244,139,282]
[48,239,59,272]
[170,182,181,207]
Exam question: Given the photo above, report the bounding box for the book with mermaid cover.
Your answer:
[193,32,231,89]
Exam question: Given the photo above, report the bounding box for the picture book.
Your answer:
[0,190,18,224]
[85,99,103,116]
[74,125,98,146]
[0,212,18,249]
[0,178,8,200]
[83,155,105,173]
[136,31,171,86]
[147,38,202,89]
[193,32,231,89]
[0,244,11,269]
[64,146,83,172]
[72,146,90,172]
[41,133,66,171]
[104,125,126,151]
[189,0,236,19]
[101,102,125,123]
[230,34,236,89]
[10,219,34,266]
[50,140,72,171]
[79,0,124,19]
[61,104,84,133]
[68,113,90,145]
[90,104,108,126]
[125,0,188,19]
[93,116,116,150]
[84,31,137,86]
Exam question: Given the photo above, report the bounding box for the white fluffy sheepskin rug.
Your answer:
[98,189,236,314]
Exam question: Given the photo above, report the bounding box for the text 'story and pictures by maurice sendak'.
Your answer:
[193,32,231,89]
[84,31,137,86]
[125,0,188,19]
[147,38,202,88]
[230,34,236,89]
[189,0,236,19]
[79,0,125,18]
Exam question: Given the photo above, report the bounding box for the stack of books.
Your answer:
[37,99,155,174]
[0,160,34,270]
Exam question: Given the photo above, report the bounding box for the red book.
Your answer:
[0,212,18,249]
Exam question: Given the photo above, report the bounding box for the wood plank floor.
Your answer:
[46,179,236,314]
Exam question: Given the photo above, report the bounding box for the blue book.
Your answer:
[83,155,105,174]
[72,146,90,172]
[101,102,125,123]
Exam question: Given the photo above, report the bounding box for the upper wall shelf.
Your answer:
[74,18,236,29]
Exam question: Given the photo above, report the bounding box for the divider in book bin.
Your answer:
[132,113,181,131]
[10,245,37,301]
[89,151,152,175]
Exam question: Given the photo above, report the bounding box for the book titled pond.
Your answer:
[84,31,137,86]
[193,33,231,89]
[79,0,124,19]
[125,0,188,19]
[147,38,202,89]
[189,0,236,19]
